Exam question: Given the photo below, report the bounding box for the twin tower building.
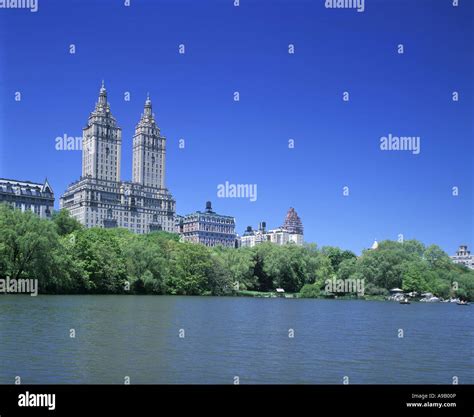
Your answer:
[60,83,176,233]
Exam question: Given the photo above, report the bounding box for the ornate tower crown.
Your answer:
[281,207,304,235]
[136,94,160,132]
[87,81,117,126]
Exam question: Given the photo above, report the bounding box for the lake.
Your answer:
[0,295,472,384]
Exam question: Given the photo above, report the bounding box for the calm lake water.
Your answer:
[0,295,472,384]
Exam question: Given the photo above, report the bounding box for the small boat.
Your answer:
[457,301,470,306]
[399,298,411,304]
[420,296,440,303]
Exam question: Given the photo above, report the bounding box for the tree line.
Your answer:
[0,205,472,299]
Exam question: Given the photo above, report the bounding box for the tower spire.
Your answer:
[144,94,152,118]
[98,80,107,107]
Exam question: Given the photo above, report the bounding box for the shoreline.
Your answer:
[0,292,468,303]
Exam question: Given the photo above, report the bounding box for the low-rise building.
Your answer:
[0,178,54,219]
[241,208,304,247]
[267,227,304,245]
[451,245,474,270]
[181,201,236,248]
[241,223,268,247]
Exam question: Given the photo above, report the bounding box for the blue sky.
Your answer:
[0,0,472,255]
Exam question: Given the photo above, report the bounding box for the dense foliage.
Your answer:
[0,205,473,299]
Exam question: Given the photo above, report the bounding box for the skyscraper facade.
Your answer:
[60,84,176,234]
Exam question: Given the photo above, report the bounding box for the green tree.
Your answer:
[402,262,429,293]
[218,247,256,291]
[423,245,451,269]
[71,228,127,293]
[336,257,357,281]
[299,283,321,298]
[322,246,356,272]
[252,244,274,291]
[52,208,83,236]
[122,235,169,294]
[207,253,233,295]
[0,204,65,292]
[167,242,213,295]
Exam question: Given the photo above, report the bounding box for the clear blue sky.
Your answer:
[0,0,472,255]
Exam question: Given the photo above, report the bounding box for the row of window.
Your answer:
[185,217,234,224]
